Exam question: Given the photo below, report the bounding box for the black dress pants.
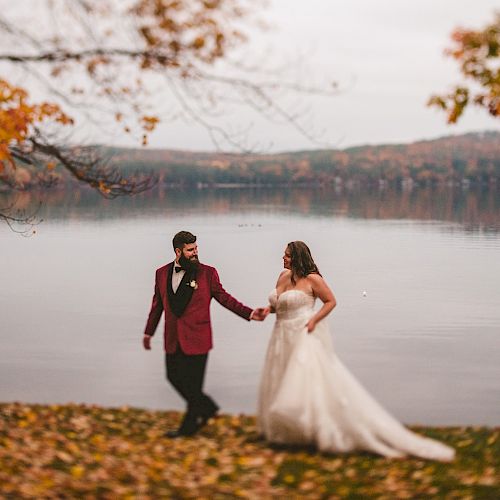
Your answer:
[165,348,219,434]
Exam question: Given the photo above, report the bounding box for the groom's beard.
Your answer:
[179,253,199,272]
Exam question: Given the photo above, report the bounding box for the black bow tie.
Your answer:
[175,266,184,273]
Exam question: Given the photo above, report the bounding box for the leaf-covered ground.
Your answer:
[0,403,498,499]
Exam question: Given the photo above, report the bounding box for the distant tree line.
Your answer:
[104,131,500,188]
[1,132,499,191]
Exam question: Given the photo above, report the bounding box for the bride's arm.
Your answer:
[306,274,337,332]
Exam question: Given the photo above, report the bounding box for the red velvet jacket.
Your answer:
[144,262,253,354]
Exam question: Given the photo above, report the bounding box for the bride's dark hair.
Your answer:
[287,241,321,284]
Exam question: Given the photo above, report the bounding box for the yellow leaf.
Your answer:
[487,433,498,445]
[70,465,85,478]
[91,434,104,445]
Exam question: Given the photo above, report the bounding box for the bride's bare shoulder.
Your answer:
[305,273,330,292]
[305,273,325,285]
[306,273,335,301]
[276,269,291,287]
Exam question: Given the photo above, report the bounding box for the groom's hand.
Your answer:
[143,334,152,350]
[251,307,269,321]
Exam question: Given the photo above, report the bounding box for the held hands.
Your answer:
[251,307,271,321]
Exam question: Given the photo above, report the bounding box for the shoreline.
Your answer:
[1,179,500,194]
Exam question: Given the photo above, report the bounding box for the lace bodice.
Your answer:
[269,289,315,320]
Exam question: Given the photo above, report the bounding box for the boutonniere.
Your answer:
[188,280,198,290]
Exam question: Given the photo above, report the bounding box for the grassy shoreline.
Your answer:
[0,402,498,498]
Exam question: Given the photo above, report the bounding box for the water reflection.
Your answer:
[2,186,499,233]
[1,185,499,424]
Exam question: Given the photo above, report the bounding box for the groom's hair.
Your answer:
[172,231,197,250]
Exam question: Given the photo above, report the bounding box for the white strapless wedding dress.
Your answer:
[257,289,455,461]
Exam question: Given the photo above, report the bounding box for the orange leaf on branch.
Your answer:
[140,115,159,132]
[429,13,499,122]
[0,79,73,170]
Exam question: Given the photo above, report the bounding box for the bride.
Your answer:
[257,241,455,461]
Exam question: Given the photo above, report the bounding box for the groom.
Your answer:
[143,230,266,437]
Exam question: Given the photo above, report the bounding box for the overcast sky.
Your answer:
[140,0,499,152]
[6,0,497,152]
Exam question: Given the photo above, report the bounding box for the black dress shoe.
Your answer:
[198,407,219,428]
[164,428,195,438]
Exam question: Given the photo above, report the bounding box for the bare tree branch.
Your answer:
[0,48,175,65]
[27,134,158,198]
[0,195,42,235]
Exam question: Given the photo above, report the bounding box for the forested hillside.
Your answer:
[96,131,500,187]
[4,132,499,190]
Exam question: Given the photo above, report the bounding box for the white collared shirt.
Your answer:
[172,264,185,293]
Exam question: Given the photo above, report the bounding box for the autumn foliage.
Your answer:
[429,13,500,123]
[0,403,498,498]
[0,0,254,198]
[94,132,499,188]
[0,79,73,172]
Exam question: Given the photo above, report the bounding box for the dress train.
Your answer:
[257,289,455,461]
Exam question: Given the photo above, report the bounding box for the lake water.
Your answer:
[1,186,499,425]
